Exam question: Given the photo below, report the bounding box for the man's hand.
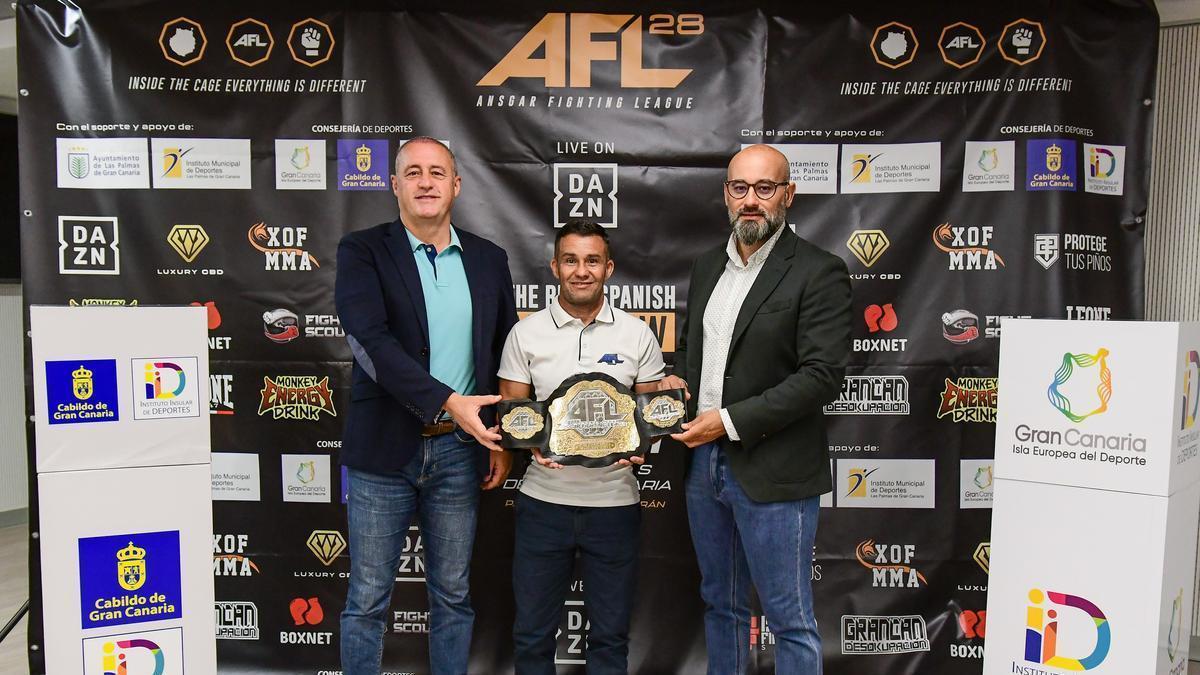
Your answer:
[616,455,645,467]
[481,448,513,490]
[670,409,726,448]
[443,392,503,451]
[658,374,691,400]
[530,448,565,470]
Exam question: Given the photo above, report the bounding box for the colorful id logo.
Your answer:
[337,139,388,190]
[1047,348,1111,423]
[1024,589,1111,670]
[78,530,182,629]
[131,357,201,420]
[45,359,119,425]
[83,626,182,675]
[1181,351,1198,431]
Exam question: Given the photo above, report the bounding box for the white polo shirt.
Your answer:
[497,298,666,507]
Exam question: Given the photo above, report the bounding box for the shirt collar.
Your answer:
[404,224,462,253]
[725,224,784,270]
[549,297,614,328]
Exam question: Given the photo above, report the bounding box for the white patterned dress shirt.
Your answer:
[697,225,786,441]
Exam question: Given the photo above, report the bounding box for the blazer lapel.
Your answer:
[383,220,430,343]
[459,231,487,371]
[728,231,796,351]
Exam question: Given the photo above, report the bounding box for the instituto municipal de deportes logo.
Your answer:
[1024,588,1111,670]
[1047,348,1112,423]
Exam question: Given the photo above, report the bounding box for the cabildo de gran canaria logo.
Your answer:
[1047,348,1112,423]
[1023,588,1111,671]
[78,531,182,630]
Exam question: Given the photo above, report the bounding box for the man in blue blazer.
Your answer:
[335,137,518,675]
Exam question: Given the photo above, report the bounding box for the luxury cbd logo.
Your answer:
[478,13,700,88]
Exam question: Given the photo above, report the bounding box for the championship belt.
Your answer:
[497,372,688,467]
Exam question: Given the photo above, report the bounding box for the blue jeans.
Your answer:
[512,493,640,675]
[686,441,822,675]
[340,433,482,675]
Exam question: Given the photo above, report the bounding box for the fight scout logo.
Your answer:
[45,360,119,425]
[59,216,120,275]
[856,540,927,588]
[1023,589,1111,670]
[937,377,998,423]
[257,375,337,420]
[478,14,698,88]
[78,531,182,629]
[554,164,618,227]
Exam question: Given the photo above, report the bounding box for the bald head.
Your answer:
[727,144,790,182]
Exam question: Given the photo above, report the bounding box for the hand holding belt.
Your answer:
[496,372,688,467]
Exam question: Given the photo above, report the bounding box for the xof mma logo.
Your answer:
[554,164,617,228]
[257,375,336,420]
[248,222,319,270]
[937,377,998,423]
[1047,349,1112,423]
[213,534,259,577]
[477,13,697,88]
[855,540,926,588]
[933,222,1004,270]
[1024,589,1111,670]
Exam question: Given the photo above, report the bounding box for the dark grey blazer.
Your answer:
[674,227,852,501]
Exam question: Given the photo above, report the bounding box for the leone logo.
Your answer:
[1047,348,1112,423]
[1025,589,1111,670]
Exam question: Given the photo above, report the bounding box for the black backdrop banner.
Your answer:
[19,1,1156,672]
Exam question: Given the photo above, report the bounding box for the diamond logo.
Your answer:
[306,530,346,566]
[167,224,210,262]
[847,229,890,267]
[973,542,990,575]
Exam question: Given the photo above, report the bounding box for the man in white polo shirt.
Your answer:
[498,219,665,674]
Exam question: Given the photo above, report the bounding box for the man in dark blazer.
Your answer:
[663,144,852,674]
[335,137,518,675]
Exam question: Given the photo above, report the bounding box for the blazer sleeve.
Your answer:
[725,253,851,448]
[335,233,454,425]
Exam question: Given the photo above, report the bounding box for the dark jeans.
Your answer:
[686,441,822,675]
[340,433,481,675]
[512,493,641,675]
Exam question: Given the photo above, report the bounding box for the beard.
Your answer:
[728,205,786,246]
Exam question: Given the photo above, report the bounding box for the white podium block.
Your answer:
[984,320,1200,675]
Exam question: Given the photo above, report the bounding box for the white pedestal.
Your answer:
[983,320,1200,675]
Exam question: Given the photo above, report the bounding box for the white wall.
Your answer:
[0,284,27,516]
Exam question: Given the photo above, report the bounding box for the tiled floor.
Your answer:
[0,518,1196,675]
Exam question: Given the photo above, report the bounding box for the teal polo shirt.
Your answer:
[404,226,475,397]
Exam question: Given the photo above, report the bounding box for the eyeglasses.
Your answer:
[724,179,789,200]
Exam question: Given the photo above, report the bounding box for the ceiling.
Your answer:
[0,1,1194,117]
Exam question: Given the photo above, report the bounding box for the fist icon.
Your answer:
[1011,27,1033,54]
[302,27,321,56]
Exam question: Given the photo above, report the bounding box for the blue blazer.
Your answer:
[334,219,518,474]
